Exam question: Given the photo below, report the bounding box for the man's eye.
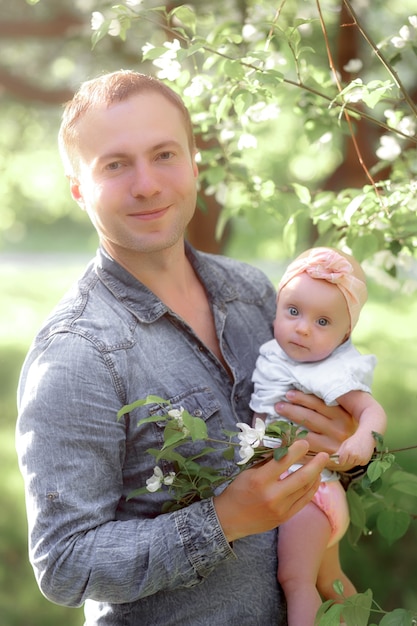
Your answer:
[158,151,174,160]
[106,162,121,170]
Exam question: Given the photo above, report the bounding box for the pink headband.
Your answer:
[278,248,368,330]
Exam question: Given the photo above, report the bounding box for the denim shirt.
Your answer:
[16,245,287,626]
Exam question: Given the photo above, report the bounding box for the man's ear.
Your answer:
[69,177,85,210]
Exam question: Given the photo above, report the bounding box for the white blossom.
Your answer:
[142,42,155,55]
[391,36,407,49]
[235,418,266,464]
[167,407,190,435]
[343,58,363,73]
[153,59,182,81]
[108,19,121,37]
[376,135,401,161]
[91,11,120,36]
[151,39,183,81]
[163,473,176,486]
[397,116,416,137]
[399,25,411,41]
[184,76,213,99]
[146,466,164,492]
[168,407,185,426]
[237,443,257,464]
[246,102,280,123]
[146,466,176,492]
[91,11,105,31]
[168,407,185,420]
[237,133,258,150]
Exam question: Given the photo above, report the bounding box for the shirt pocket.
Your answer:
[144,386,234,481]
[147,386,221,423]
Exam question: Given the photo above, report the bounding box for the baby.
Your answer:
[250,247,387,626]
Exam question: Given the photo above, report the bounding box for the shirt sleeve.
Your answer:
[16,332,235,608]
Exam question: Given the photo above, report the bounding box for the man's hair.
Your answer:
[58,70,196,176]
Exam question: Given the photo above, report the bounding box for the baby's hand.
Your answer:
[336,432,376,467]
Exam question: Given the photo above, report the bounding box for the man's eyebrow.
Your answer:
[96,140,183,164]
[151,140,183,151]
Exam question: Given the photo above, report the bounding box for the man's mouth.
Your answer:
[128,206,169,220]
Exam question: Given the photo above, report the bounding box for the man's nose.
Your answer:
[131,162,161,197]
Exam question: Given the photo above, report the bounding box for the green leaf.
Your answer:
[181,412,208,441]
[389,470,417,496]
[350,233,379,262]
[367,458,391,483]
[223,59,245,80]
[315,601,343,626]
[342,589,373,626]
[216,94,231,123]
[117,395,169,419]
[379,608,416,625]
[292,183,311,205]
[376,510,410,544]
[273,446,288,461]
[234,91,254,117]
[163,424,188,448]
[170,5,196,34]
[222,445,236,461]
[91,20,112,49]
[346,487,366,529]
[282,216,297,257]
[142,46,170,61]
[126,486,151,501]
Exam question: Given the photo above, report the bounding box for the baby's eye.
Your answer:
[318,318,329,326]
[288,307,298,317]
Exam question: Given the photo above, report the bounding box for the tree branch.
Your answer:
[0,12,83,38]
[0,68,73,104]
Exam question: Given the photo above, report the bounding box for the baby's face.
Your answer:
[274,273,351,363]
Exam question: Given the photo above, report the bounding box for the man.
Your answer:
[16,70,353,625]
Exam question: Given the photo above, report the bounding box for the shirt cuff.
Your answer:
[175,497,236,580]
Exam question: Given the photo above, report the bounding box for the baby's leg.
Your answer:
[278,501,331,626]
[317,542,357,601]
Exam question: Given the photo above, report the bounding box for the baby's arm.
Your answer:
[335,390,387,466]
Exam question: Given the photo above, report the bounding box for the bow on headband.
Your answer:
[278,247,368,330]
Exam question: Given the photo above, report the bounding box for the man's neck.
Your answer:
[104,240,192,300]
[103,241,226,367]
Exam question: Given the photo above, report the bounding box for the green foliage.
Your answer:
[119,397,299,511]
[121,396,417,624]
[316,587,416,625]
[90,0,417,279]
[2,258,417,624]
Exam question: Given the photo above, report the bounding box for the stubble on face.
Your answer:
[71,92,199,267]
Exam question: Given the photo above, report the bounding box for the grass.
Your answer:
[1,251,417,624]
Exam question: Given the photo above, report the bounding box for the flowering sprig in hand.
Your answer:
[117,395,306,512]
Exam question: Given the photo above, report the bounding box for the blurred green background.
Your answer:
[1,0,417,624]
[2,238,417,626]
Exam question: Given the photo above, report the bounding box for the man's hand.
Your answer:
[213,439,328,543]
[275,390,356,462]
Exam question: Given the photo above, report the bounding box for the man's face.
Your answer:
[70,92,198,266]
